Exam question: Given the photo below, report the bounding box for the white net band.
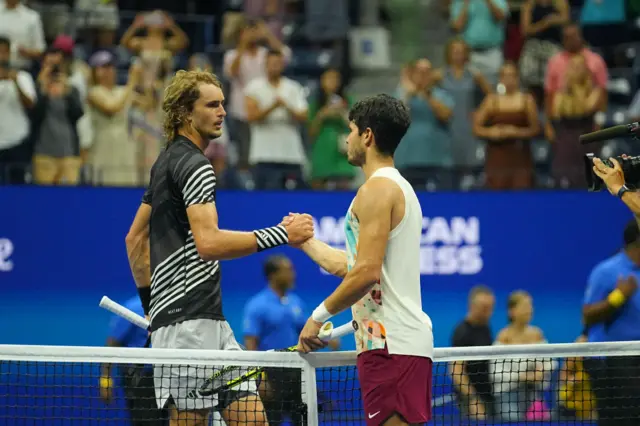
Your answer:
[2,341,640,424]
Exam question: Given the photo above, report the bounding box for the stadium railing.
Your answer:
[2,341,640,425]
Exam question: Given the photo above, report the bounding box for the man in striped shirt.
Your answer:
[124,70,313,426]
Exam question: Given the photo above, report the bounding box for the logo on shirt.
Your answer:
[292,306,302,317]
[352,320,359,332]
[312,216,483,276]
[0,238,14,272]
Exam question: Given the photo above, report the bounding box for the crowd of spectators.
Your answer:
[0,0,639,190]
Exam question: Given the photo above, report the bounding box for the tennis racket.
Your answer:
[99,296,149,329]
[189,320,356,399]
[99,295,356,398]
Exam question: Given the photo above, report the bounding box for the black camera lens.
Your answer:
[584,153,640,191]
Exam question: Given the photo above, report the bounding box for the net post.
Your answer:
[302,359,319,426]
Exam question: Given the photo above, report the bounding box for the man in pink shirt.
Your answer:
[223,19,291,175]
[544,23,608,140]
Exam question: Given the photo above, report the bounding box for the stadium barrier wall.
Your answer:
[0,186,631,348]
[0,186,631,424]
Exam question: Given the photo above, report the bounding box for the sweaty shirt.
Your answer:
[144,135,223,331]
[347,167,434,358]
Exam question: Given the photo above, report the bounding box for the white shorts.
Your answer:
[150,318,257,411]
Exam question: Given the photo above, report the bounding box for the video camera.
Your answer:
[581,122,640,191]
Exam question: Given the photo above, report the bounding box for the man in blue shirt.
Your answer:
[244,255,307,425]
[100,296,167,426]
[583,220,640,426]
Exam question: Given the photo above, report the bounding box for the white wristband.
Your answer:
[312,302,332,323]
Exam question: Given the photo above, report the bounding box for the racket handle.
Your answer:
[99,296,150,330]
[318,320,355,341]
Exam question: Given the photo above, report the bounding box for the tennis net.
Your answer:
[2,341,640,425]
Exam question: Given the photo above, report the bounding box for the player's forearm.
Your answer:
[199,226,287,261]
[323,263,380,315]
[198,229,259,261]
[125,233,151,288]
[300,238,348,278]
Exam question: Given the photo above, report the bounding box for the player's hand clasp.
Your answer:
[298,317,326,353]
[282,212,314,246]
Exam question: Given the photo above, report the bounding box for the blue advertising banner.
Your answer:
[0,186,631,425]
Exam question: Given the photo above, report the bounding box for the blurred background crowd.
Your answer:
[2,0,639,191]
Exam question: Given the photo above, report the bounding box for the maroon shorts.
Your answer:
[357,346,432,426]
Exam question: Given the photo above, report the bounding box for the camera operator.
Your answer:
[592,157,640,223]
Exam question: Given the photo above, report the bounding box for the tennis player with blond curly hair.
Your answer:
[124,70,314,426]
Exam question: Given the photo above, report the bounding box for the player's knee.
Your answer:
[224,411,268,426]
[253,411,269,426]
[169,406,210,426]
[382,413,409,426]
[222,394,269,426]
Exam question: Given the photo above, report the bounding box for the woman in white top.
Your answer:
[86,51,142,186]
[491,290,555,421]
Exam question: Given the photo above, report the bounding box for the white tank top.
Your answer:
[346,167,434,358]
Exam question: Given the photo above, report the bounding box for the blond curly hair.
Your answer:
[162,70,222,142]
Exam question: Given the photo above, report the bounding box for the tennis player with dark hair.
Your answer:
[124,70,314,426]
[291,94,434,426]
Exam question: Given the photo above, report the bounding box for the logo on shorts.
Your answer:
[352,320,359,332]
[368,411,381,419]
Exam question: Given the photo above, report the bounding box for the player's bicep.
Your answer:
[351,179,395,277]
[186,203,220,257]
